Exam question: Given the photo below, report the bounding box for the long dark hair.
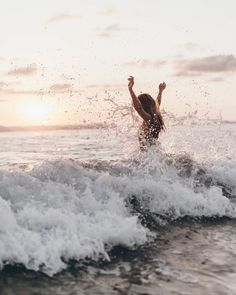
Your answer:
[138,93,165,131]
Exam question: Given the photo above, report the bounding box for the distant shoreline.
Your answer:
[0,124,112,132]
[0,120,235,133]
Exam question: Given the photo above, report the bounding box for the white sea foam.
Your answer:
[0,123,235,275]
[0,162,149,275]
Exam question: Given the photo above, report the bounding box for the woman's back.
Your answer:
[139,115,162,147]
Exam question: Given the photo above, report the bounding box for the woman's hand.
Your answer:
[159,82,166,92]
[128,76,134,90]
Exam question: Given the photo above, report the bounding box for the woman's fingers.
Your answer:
[161,82,166,88]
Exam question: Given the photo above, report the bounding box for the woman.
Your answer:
[128,76,166,149]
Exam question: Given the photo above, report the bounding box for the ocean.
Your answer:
[0,123,236,295]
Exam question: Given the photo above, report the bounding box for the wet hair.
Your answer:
[138,93,165,132]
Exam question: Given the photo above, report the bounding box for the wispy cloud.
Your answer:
[124,59,167,68]
[175,54,236,76]
[0,81,8,88]
[49,83,73,92]
[7,64,37,76]
[183,42,203,51]
[0,83,76,97]
[47,13,80,24]
[174,71,203,77]
[0,80,34,95]
[0,88,40,96]
[97,23,134,37]
[208,77,224,82]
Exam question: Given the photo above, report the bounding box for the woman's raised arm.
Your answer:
[128,76,151,121]
[156,82,166,107]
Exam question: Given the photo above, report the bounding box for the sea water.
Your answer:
[0,123,236,294]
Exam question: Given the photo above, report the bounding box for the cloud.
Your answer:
[124,59,167,68]
[0,88,40,96]
[97,23,134,37]
[0,81,8,88]
[208,77,224,82]
[174,71,202,77]
[183,42,202,51]
[49,83,73,92]
[1,77,38,93]
[47,13,80,24]
[0,83,77,97]
[175,54,236,76]
[7,64,37,76]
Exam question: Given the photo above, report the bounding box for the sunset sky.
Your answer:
[0,0,236,126]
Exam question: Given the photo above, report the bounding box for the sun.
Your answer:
[23,101,51,124]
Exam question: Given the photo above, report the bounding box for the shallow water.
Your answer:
[1,221,236,295]
[0,123,236,294]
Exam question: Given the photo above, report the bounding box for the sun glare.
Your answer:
[23,101,51,124]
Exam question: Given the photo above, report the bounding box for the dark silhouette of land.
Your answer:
[0,120,235,133]
[0,124,110,132]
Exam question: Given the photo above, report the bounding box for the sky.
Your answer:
[0,0,236,126]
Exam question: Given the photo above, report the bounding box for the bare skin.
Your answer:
[156,82,166,111]
[128,76,166,149]
[128,76,151,121]
[128,76,166,121]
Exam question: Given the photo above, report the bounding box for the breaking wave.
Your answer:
[0,147,236,275]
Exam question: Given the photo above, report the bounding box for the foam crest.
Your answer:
[0,162,149,275]
[0,137,236,275]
